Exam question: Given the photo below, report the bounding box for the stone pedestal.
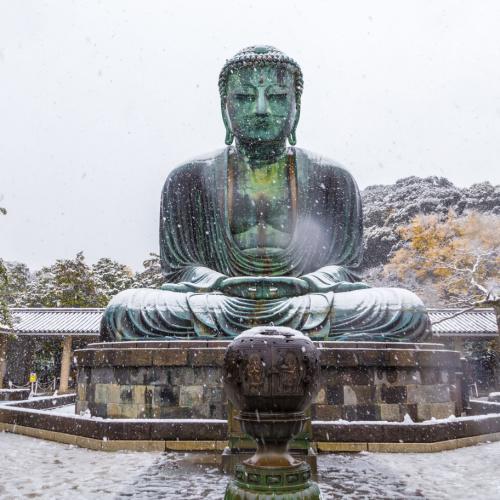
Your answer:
[313,341,463,422]
[75,341,462,422]
[75,341,228,419]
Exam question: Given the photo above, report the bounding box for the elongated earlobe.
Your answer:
[288,103,300,146]
[221,100,234,145]
[225,129,234,145]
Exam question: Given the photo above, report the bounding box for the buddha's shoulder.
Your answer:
[170,149,226,172]
[295,147,354,179]
[165,148,226,183]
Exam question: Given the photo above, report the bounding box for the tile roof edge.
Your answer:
[427,307,495,313]
[9,308,105,313]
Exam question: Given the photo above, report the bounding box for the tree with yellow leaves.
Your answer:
[384,211,499,306]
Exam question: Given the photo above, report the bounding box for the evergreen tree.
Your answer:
[134,253,164,288]
[26,252,107,307]
[0,207,12,329]
[92,257,134,299]
[0,264,10,329]
[2,262,31,307]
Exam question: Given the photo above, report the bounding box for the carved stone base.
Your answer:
[75,340,463,422]
[75,340,228,419]
[313,341,463,422]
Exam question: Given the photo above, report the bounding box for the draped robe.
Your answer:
[101,147,429,341]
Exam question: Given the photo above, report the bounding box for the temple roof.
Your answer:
[1,307,498,339]
[2,308,102,338]
[428,308,498,339]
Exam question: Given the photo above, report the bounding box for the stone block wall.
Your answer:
[76,342,227,419]
[75,341,463,423]
[313,365,456,422]
[311,345,461,422]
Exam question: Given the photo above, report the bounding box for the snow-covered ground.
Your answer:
[1,431,500,499]
[46,403,77,415]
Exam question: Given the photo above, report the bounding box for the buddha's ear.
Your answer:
[221,100,234,145]
[288,101,301,146]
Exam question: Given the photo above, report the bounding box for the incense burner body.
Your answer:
[223,326,320,415]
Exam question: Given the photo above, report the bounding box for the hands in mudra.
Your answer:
[219,276,371,298]
[218,276,310,299]
[160,276,309,298]
[161,275,370,299]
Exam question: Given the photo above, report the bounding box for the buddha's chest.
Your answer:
[228,158,297,250]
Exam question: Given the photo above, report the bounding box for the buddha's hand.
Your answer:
[218,276,310,299]
[304,280,371,293]
[328,281,371,293]
[160,283,194,293]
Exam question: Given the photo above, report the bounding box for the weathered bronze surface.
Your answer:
[223,326,322,499]
[223,326,319,413]
[101,45,429,342]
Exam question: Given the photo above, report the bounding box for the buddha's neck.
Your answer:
[234,139,287,167]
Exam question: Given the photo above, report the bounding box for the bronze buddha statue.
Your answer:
[101,45,429,342]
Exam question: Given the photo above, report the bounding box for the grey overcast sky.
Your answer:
[1,0,500,271]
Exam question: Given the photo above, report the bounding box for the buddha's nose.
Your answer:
[256,89,269,116]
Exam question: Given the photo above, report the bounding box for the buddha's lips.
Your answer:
[251,118,272,128]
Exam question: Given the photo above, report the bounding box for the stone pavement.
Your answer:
[2,431,500,499]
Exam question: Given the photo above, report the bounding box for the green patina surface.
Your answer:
[100,45,429,342]
[230,157,293,253]
[225,461,321,500]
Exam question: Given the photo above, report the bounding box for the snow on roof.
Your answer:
[428,308,498,338]
[3,308,103,337]
[1,307,497,338]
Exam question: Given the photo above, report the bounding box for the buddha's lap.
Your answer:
[107,286,425,315]
[101,286,428,341]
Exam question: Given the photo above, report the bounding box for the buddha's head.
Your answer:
[219,45,303,147]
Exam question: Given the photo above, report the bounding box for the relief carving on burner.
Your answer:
[243,352,266,394]
[276,350,303,395]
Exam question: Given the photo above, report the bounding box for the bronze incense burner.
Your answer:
[223,326,322,499]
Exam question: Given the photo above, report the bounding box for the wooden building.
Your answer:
[0,309,100,392]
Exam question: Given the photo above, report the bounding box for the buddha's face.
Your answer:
[225,65,297,143]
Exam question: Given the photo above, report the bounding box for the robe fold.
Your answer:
[101,147,429,341]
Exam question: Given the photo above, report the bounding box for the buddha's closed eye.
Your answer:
[234,93,255,101]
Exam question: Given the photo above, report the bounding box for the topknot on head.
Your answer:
[218,45,304,103]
